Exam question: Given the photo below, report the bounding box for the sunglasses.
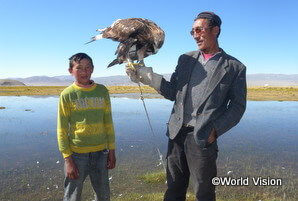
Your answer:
[190,26,212,36]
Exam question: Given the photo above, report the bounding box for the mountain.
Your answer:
[0,79,26,86]
[6,74,172,86]
[247,74,298,86]
[4,74,298,86]
[9,76,73,86]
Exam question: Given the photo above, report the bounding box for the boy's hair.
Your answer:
[69,53,94,69]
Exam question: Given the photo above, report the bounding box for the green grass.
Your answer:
[1,159,296,200]
[111,192,196,201]
[1,86,298,101]
[247,86,298,101]
[0,86,157,96]
[140,171,166,184]
[134,169,297,201]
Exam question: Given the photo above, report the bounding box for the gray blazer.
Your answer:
[160,50,247,147]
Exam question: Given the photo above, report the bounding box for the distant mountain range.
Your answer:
[246,74,298,86]
[0,79,26,86]
[2,74,298,86]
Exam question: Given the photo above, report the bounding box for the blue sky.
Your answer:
[1,0,298,78]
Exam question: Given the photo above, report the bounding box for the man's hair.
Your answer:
[195,11,221,38]
[69,53,94,69]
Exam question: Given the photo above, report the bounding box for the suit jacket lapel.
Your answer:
[198,55,228,107]
[180,51,200,103]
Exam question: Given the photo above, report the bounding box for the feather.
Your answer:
[85,34,103,44]
[86,18,165,67]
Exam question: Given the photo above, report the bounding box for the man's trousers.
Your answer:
[164,126,218,201]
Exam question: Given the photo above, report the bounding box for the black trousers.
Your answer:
[164,126,218,201]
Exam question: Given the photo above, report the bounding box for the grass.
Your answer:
[0,86,156,96]
[140,171,166,184]
[133,169,298,201]
[247,86,298,101]
[111,192,196,201]
[2,164,296,201]
[0,144,296,201]
[1,85,298,101]
[0,86,66,96]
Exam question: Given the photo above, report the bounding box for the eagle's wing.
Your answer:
[103,18,148,41]
[106,18,152,67]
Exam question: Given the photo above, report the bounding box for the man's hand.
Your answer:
[65,156,79,179]
[125,65,163,91]
[208,128,217,143]
[125,65,140,83]
[125,65,155,85]
[107,149,116,169]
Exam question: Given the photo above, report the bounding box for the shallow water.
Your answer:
[0,96,297,200]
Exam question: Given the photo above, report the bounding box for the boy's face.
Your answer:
[69,58,94,86]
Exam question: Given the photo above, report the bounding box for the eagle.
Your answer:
[86,18,165,68]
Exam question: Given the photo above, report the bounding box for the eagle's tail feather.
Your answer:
[107,59,119,68]
[84,34,103,44]
[96,28,106,32]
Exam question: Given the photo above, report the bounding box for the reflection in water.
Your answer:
[0,96,297,200]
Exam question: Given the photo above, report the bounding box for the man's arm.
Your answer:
[159,71,178,101]
[159,54,188,101]
[125,55,185,101]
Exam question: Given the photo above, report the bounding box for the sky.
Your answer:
[1,0,298,78]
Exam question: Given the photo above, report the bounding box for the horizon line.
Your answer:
[2,72,298,79]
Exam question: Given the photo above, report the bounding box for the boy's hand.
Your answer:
[107,149,116,169]
[65,156,79,179]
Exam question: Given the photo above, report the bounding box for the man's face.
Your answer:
[69,58,94,86]
[192,18,218,53]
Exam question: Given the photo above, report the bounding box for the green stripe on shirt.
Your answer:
[57,83,115,158]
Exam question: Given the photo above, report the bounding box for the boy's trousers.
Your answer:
[64,150,110,201]
[164,126,218,201]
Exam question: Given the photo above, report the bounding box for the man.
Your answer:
[126,11,247,201]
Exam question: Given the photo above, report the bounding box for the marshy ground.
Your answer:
[1,85,298,101]
[0,87,297,201]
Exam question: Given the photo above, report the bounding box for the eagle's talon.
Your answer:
[127,62,136,71]
[127,62,144,71]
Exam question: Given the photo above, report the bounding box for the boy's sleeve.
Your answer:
[104,89,115,150]
[57,94,72,158]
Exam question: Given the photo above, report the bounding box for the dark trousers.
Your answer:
[164,126,218,201]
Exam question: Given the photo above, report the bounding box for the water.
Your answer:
[0,96,171,169]
[0,96,297,200]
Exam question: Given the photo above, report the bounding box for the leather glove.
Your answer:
[125,65,140,83]
[125,65,163,91]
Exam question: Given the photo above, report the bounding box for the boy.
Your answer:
[57,53,116,201]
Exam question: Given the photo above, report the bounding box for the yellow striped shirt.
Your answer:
[57,83,115,158]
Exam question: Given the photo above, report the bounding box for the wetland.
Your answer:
[0,89,297,201]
